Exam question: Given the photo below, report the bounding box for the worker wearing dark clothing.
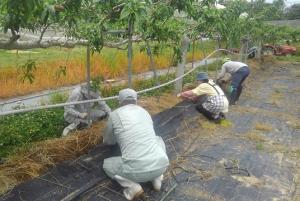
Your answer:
[217,58,250,105]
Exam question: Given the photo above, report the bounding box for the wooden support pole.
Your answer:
[127,20,134,88]
[146,40,159,85]
[86,45,91,125]
[175,35,190,94]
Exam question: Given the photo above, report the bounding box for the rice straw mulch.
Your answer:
[0,121,105,195]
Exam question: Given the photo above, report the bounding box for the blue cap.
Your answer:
[197,72,208,81]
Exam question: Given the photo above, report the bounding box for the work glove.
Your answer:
[79,112,88,119]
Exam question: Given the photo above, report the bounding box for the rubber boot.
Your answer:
[114,175,144,201]
[152,175,163,191]
[235,85,243,102]
[213,114,222,124]
[229,88,238,105]
[219,112,226,120]
[195,104,215,121]
[62,123,78,137]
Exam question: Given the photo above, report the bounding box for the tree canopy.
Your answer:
[285,4,300,20]
[0,0,296,51]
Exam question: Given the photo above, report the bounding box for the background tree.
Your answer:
[285,4,300,20]
[214,0,249,48]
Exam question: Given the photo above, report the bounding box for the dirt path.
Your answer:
[2,61,299,201]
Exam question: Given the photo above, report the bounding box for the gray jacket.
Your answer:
[64,86,111,123]
[103,104,169,174]
[218,61,248,79]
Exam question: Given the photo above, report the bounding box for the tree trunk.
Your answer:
[200,37,208,73]
[192,40,195,69]
[256,40,262,60]
[245,38,249,63]
[127,20,134,88]
[0,31,141,50]
[86,45,91,125]
[175,35,190,94]
[146,41,158,85]
[239,37,248,62]
[215,35,221,80]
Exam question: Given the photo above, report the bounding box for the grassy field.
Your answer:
[0,41,215,98]
[0,47,85,68]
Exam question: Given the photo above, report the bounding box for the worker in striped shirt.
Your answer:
[178,72,229,123]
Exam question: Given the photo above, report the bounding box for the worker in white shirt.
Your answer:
[103,88,169,200]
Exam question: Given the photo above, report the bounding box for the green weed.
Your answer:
[0,109,65,158]
[256,142,264,151]
[220,119,233,128]
[49,92,69,104]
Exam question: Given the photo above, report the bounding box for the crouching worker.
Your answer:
[103,89,169,200]
[178,72,229,123]
[62,83,111,136]
[217,58,250,105]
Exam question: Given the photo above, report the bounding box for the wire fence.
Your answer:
[0,48,255,116]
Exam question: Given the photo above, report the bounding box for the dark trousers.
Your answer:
[195,95,216,120]
[196,104,216,120]
[230,67,250,104]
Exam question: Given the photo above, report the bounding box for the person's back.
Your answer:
[103,88,169,200]
[218,59,250,105]
[221,61,247,75]
[111,104,169,173]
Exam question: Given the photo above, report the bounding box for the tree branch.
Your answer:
[38,24,51,43]
[112,3,125,11]
[7,30,21,47]
[0,39,79,49]
[0,36,141,50]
